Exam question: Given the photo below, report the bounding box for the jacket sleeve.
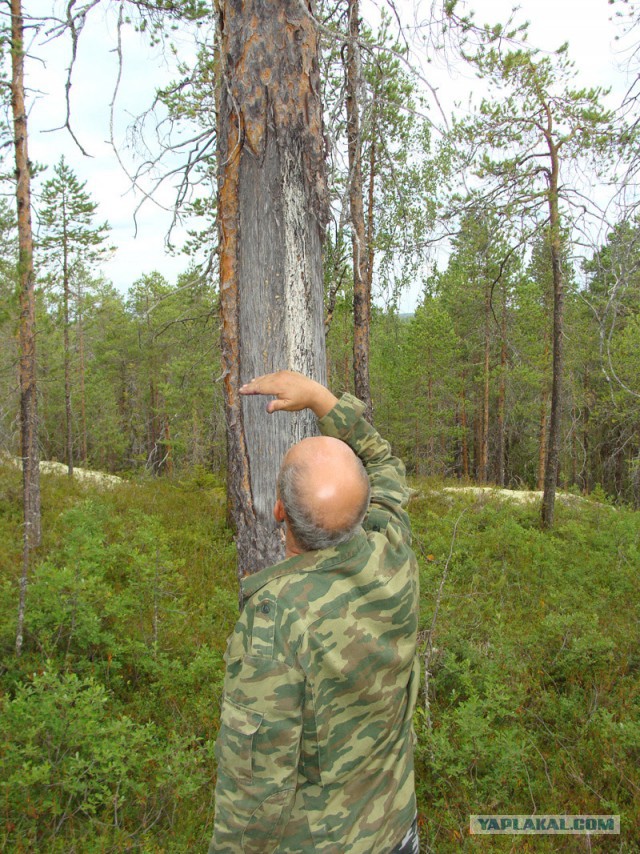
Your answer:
[317,393,412,541]
[209,602,305,853]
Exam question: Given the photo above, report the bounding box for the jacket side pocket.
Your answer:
[215,696,263,782]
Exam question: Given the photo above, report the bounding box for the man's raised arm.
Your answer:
[240,371,412,540]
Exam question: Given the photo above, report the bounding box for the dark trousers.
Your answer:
[389,816,419,854]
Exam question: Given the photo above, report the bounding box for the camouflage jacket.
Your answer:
[209,394,420,854]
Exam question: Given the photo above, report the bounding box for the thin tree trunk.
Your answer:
[346,0,372,421]
[148,377,158,473]
[163,408,173,477]
[12,0,41,657]
[427,370,434,473]
[480,280,490,483]
[365,93,377,297]
[78,286,88,467]
[62,232,74,477]
[583,365,590,493]
[460,373,469,479]
[473,406,481,480]
[537,387,548,491]
[541,140,563,528]
[570,396,577,487]
[217,0,329,592]
[496,283,507,487]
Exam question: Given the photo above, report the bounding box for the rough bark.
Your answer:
[11,0,41,656]
[541,137,563,529]
[217,0,329,589]
[537,386,548,491]
[346,0,372,421]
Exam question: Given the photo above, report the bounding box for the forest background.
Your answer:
[0,0,639,851]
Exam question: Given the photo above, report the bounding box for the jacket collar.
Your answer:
[241,529,367,601]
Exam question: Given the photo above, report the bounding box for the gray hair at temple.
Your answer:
[277,455,371,552]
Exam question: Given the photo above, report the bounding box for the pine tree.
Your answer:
[38,157,110,476]
[452,44,620,526]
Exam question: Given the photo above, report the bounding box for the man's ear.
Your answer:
[273,498,286,524]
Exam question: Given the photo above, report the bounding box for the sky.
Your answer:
[19,0,635,309]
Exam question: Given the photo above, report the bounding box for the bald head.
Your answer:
[277,436,370,552]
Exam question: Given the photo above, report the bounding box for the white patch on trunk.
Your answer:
[282,150,323,447]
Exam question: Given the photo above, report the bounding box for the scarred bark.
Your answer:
[217,0,329,590]
[11,0,41,656]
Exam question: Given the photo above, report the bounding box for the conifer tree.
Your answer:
[38,157,110,476]
[452,45,619,526]
[10,0,40,657]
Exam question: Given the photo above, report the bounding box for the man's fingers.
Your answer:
[266,399,290,414]
[240,373,282,396]
[239,376,262,395]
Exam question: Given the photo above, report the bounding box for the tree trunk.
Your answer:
[365,93,377,300]
[537,387,548,491]
[346,0,372,421]
[163,405,173,477]
[473,405,481,480]
[217,0,329,591]
[62,230,74,477]
[12,0,41,657]
[583,365,590,493]
[541,143,564,529]
[427,369,434,473]
[480,280,490,483]
[78,285,88,467]
[496,282,507,487]
[460,373,469,479]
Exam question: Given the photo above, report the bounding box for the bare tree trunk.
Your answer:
[473,405,481,480]
[78,284,88,467]
[365,93,377,298]
[460,373,469,479]
[217,0,329,592]
[480,280,490,483]
[570,395,577,487]
[346,0,372,421]
[541,142,563,528]
[163,406,173,477]
[583,365,590,493]
[427,370,434,473]
[62,234,74,477]
[148,377,158,473]
[537,388,548,491]
[496,283,507,487]
[12,0,41,657]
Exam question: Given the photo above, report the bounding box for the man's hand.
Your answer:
[240,371,338,419]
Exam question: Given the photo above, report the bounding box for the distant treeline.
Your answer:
[1,214,638,507]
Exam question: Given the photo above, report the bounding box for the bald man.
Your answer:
[209,371,420,854]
